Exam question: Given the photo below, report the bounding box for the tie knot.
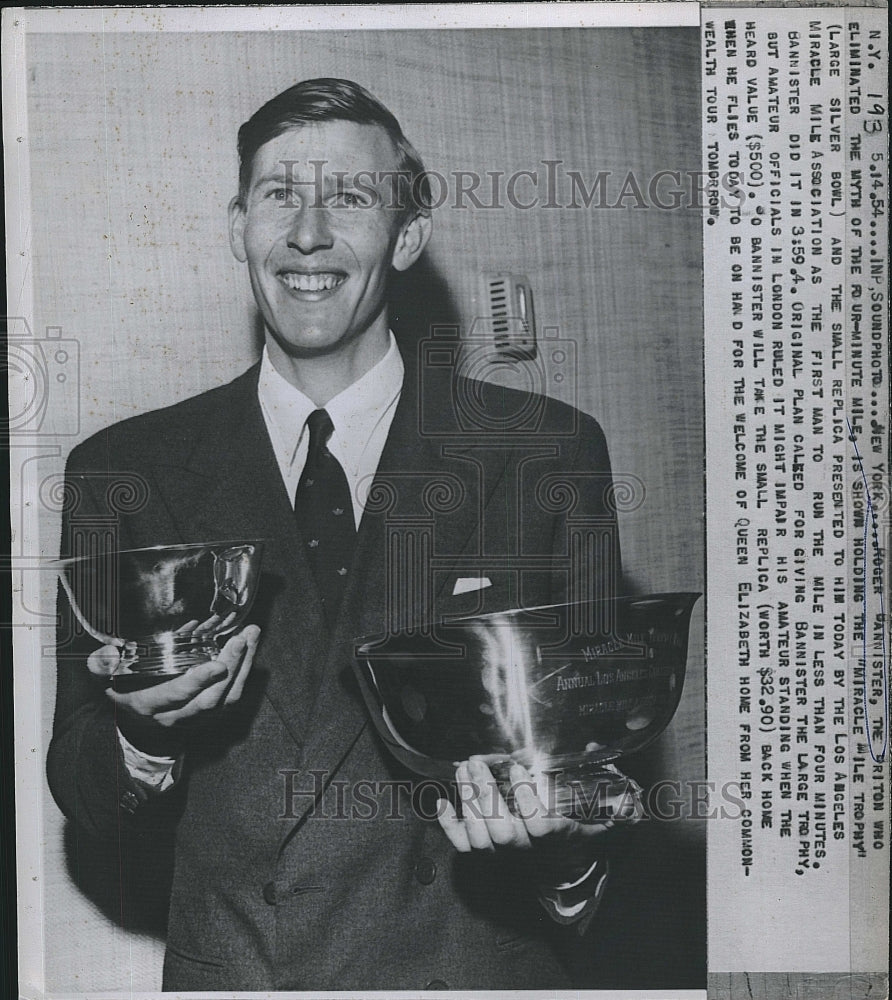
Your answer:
[305,408,334,457]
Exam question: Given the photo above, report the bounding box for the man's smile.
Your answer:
[278,269,347,295]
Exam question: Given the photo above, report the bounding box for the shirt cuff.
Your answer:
[117,727,179,792]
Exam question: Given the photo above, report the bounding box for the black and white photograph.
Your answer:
[7,3,884,997]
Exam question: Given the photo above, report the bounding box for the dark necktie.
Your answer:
[293,409,357,626]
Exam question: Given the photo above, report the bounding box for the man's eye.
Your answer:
[331,191,365,208]
[269,188,295,203]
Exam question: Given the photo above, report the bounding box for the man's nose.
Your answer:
[286,202,334,255]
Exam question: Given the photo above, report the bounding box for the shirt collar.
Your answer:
[257,331,404,474]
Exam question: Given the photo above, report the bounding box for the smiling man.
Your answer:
[229,112,431,399]
[48,78,628,991]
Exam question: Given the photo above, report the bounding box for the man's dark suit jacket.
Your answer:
[47,339,624,991]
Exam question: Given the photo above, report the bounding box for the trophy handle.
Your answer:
[211,545,258,614]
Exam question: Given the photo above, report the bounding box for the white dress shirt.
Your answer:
[257,332,404,527]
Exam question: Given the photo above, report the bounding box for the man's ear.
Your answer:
[228,196,248,263]
[391,211,433,273]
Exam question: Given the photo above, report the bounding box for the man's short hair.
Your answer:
[236,77,431,216]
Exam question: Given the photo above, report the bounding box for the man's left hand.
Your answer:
[437,756,640,885]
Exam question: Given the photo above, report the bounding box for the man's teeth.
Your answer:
[281,272,343,292]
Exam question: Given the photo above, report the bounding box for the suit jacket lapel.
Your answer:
[150,365,326,744]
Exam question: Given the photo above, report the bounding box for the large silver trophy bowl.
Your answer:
[355,593,700,818]
[56,540,264,683]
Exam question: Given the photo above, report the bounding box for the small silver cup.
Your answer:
[55,540,264,681]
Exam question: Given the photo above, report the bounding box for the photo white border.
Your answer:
[12,3,700,34]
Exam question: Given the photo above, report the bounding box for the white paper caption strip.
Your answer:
[703,5,889,982]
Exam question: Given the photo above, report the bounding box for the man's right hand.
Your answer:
[87,625,261,756]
